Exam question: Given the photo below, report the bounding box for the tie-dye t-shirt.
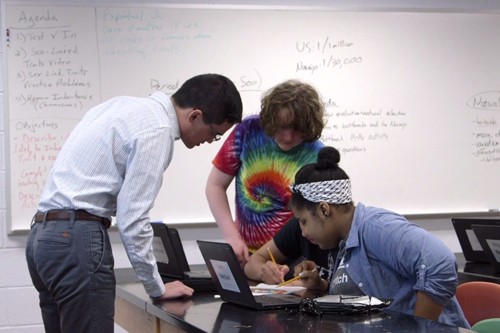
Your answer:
[212,115,324,251]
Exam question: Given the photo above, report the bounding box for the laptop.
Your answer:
[451,218,500,263]
[471,224,500,274]
[196,240,302,310]
[151,222,216,292]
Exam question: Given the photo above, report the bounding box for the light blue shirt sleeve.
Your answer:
[38,92,179,297]
[341,203,468,328]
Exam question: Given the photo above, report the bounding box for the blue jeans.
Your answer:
[26,216,115,333]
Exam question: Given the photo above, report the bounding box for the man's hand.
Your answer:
[158,281,194,300]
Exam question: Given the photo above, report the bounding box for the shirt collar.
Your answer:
[345,202,366,249]
[149,91,180,140]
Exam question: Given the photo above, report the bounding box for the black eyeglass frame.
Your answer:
[200,110,222,141]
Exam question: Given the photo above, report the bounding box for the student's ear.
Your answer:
[318,202,331,220]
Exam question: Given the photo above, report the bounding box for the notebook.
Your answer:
[451,218,500,263]
[196,240,302,310]
[471,224,500,274]
[151,222,216,292]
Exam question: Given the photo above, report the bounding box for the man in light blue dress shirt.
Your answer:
[25,74,243,333]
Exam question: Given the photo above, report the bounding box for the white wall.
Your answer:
[2,0,500,331]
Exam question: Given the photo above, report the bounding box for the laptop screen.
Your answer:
[151,222,185,279]
[451,218,500,263]
[196,240,256,304]
[471,224,500,273]
[197,240,303,309]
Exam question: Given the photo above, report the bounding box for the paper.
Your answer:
[250,283,305,296]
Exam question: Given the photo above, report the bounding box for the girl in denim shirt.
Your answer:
[289,146,469,328]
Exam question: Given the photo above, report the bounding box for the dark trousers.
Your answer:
[26,216,115,333]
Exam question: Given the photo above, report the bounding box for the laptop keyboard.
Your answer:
[256,294,300,305]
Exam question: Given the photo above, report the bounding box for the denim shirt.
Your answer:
[337,203,469,328]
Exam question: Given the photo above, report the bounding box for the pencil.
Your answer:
[276,275,301,287]
[267,247,277,265]
[267,247,285,284]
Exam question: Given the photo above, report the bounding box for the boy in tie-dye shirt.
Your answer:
[206,80,325,265]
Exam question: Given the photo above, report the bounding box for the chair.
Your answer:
[455,281,500,326]
[471,318,500,333]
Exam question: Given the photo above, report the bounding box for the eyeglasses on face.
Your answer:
[208,123,222,141]
[200,110,222,141]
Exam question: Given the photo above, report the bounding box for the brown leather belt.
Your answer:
[34,210,111,229]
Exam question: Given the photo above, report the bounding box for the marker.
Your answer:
[488,209,499,212]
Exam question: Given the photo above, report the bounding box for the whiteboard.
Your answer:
[4,3,500,232]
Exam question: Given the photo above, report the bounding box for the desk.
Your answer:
[115,268,474,333]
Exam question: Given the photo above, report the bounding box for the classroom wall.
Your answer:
[1,0,500,331]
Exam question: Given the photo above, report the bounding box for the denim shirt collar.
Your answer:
[345,202,366,250]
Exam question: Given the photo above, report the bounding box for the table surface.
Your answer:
[115,267,476,333]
